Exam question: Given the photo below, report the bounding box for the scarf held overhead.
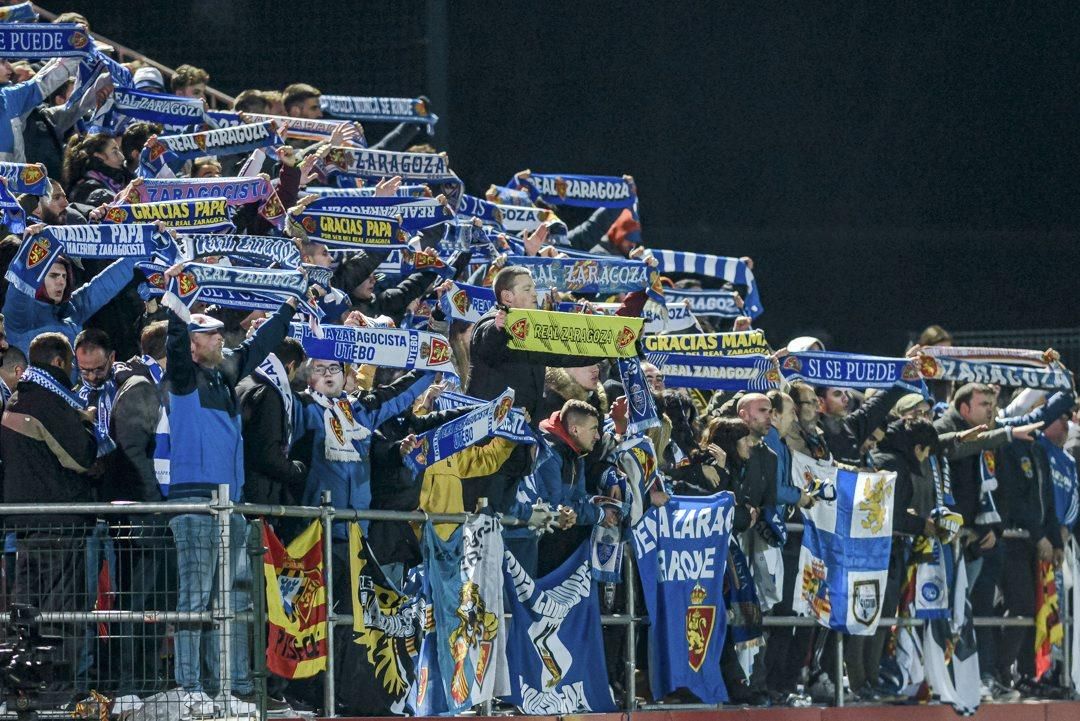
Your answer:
[505,308,643,358]
[780,351,923,391]
[514,173,635,209]
[645,352,780,392]
[403,388,515,476]
[652,250,763,318]
[0,23,92,58]
[289,322,454,373]
[915,356,1072,391]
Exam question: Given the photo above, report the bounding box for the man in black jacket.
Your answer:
[332,249,439,325]
[1,332,99,695]
[818,384,907,466]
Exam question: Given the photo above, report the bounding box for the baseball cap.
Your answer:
[188,313,224,333]
[133,66,166,92]
[893,393,928,417]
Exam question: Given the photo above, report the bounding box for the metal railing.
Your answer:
[0,494,1069,718]
[32,4,235,109]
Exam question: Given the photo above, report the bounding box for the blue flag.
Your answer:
[502,542,615,713]
[790,452,896,635]
[631,492,736,704]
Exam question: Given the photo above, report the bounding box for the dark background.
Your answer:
[52,1,1080,355]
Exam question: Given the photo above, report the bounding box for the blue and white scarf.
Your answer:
[653,250,763,318]
[161,262,309,320]
[434,390,536,445]
[436,281,496,324]
[665,287,743,318]
[917,356,1072,392]
[507,255,663,302]
[485,184,532,206]
[77,375,118,457]
[107,87,208,128]
[975,450,1001,526]
[456,195,505,228]
[617,356,661,435]
[139,121,283,177]
[5,228,61,297]
[0,3,38,22]
[254,353,302,448]
[308,184,429,198]
[0,23,93,58]
[127,176,272,205]
[780,351,923,392]
[289,322,455,373]
[292,210,402,251]
[183,234,301,268]
[556,299,698,334]
[303,196,453,233]
[104,199,235,233]
[404,388,515,475]
[514,173,636,209]
[322,147,462,205]
[22,365,113,454]
[209,110,367,146]
[38,223,172,261]
[319,95,438,130]
[0,178,25,232]
[645,352,780,392]
[0,161,48,195]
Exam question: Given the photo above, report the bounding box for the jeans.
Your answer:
[168,509,252,695]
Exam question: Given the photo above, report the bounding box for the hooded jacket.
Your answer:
[539,366,609,421]
[237,369,307,506]
[3,255,138,355]
[110,357,167,503]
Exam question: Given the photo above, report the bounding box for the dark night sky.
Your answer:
[55,1,1080,356]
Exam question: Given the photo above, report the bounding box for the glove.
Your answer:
[807,476,837,502]
[527,502,555,534]
[931,506,963,544]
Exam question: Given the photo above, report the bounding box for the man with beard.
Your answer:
[160,265,298,716]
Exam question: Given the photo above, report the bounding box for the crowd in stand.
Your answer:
[0,7,1076,719]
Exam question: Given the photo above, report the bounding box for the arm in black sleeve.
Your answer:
[229,302,297,384]
[565,207,622,252]
[891,468,927,536]
[113,380,164,502]
[370,122,423,152]
[407,405,475,433]
[844,384,908,449]
[243,387,307,487]
[376,271,438,319]
[165,308,197,395]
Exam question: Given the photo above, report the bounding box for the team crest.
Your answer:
[451,289,469,315]
[424,337,451,365]
[324,148,350,169]
[146,272,165,289]
[146,138,168,162]
[70,31,89,49]
[685,583,716,672]
[901,361,921,381]
[105,207,128,223]
[301,216,317,234]
[409,250,440,269]
[553,176,568,199]
[412,100,428,117]
[509,318,529,341]
[983,450,996,476]
[493,395,513,426]
[616,326,636,349]
[26,238,50,268]
[782,355,803,372]
[414,436,430,466]
[448,581,499,704]
[330,416,345,445]
[192,132,207,151]
[1020,456,1034,479]
[177,271,198,297]
[765,367,781,383]
[801,558,832,617]
[260,192,284,219]
[917,355,939,378]
[336,399,355,424]
[20,164,44,186]
[852,579,881,626]
[276,556,322,627]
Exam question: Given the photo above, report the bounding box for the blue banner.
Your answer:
[404,389,515,475]
[515,173,635,209]
[502,542,615,713]
[646,352,780,391]
[0,23,92,58]
[781,350,922,391]
[0,161,48,195]
[632,492,736,703]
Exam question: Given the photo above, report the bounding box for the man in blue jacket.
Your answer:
[506,399,617,576]
[161,275,298,717]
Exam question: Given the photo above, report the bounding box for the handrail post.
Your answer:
[320,491,337,717]
[834,632,844,707]
[214,484,234,700]
[624,548,637,711]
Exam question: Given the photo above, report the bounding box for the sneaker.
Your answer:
[234,691,292,715]
[183,691,217,718]
[110,695,144,717]
[808,672,836,703]
[786,692,813,707]
[980,676,1020,703]
[213,693,257,716]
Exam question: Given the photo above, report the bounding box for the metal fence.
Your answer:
[0,491,1068,719]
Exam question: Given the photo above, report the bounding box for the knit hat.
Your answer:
[332,250,384,293]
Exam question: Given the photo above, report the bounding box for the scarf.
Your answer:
[645,351,779,392]
[403,388,516,475]
[140,261,321,319]
[183,234,301,268]
[507,255,663,303]
[641,329,770,356]
[974,449,1001,526]
[780,350,923,391]
[319,95,438,130]
[0,2,38,22]
[0,23,93,58]
[211,110,368,146]
[664,287,743,318]
[0,161,48,194]
[437,281,496,324]
[105,198,235,233]
[504,308,643,358]
[724,541,764,652]
[0,376,10,405]
[929,453,955,507]
[652,250,763,318]
[107,87,208,128]
[139,121,283,177]
[321,148,462,206]
[308,184,429,198]
[617,357,661,435]
[0,178,24,232]
[513,173,636,209]
[289,322,454,373]
[291,210,403,251]
[84,157,129,191]
[161,262,309,322]
[916,355,1072,391]
[124,175,272,205]
[303,196,454,233]
[21,366,115,453]
[456,195,504,227]
[485,184,532,206]
[434,390,536,445]
[254,353,301,448]
[5,228,63,297]
[918,345,1055,367]
[556,299,698,334]
[36,224,172,261]
[77,374,118,457]
[310,391,364,462]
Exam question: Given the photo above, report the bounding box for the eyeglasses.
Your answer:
[646,374,664,382]
[311,365,343,377]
